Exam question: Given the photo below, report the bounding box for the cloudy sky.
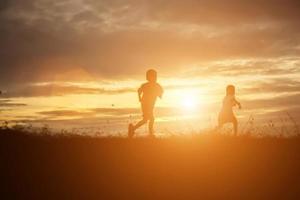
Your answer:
[0,0,299,135]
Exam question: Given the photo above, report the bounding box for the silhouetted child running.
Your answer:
[128,69,163,138]
[217,85,241,136]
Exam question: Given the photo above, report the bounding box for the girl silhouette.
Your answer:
[218,85,241,136]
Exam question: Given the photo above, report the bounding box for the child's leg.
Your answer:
[133,103,149,131]
[128,118,148,138]
[134,118,148,131]
[148,117,154,136]
[233,117,238,136]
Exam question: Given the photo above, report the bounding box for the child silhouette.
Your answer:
[218,85,242,136]
[128,69,163,138]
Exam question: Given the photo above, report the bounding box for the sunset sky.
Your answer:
[0,0,299,135]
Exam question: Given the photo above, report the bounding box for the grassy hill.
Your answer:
[1,128,300,199]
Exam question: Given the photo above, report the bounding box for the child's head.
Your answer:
[226,85,235,96]
[146,69,157,82]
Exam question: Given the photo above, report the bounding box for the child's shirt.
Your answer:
[222,95,237,113]
[138,82,163,105]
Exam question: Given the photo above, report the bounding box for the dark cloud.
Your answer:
[0,0,10,11]
[243,93,300,110]
[1,81,220,98]
[37,108,139,121]
[0,99,27,107]
[37,106,179,120]
[144,0,300,25]
[0,0,300,87]
[38,108,140,119]
[184,57,300,77]
[242,79,300,94]
[0,84,135,98]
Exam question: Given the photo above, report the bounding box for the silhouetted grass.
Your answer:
[1,126,300,200]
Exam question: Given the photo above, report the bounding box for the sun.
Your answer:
[181,92,198,110]
[164,88,201,113]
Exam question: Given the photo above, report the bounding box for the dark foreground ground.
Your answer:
[1,129,300,200]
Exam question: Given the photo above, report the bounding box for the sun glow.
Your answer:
[182,96,196,109]
[181,91,199,110]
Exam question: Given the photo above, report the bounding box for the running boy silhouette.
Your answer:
[217,85,241,136]
[128,69,163,138]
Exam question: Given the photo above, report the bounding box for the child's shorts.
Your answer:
[141,103,154,119]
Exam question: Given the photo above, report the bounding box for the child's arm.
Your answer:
[159,88,163,99]
[234,98,242,109]
[158,84,163,99]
